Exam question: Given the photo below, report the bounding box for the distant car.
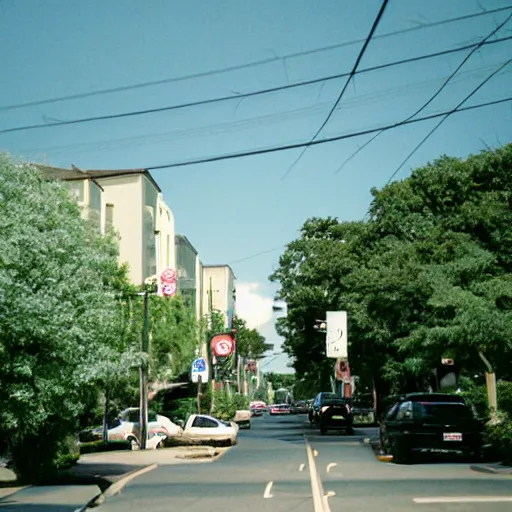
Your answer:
[380,393,483,464]
[309,392,349,424]
[250,401,267,417]
[269,404,291,415]
[290,401,309,414]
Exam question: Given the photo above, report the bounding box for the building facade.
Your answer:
[175,235,201,318]
[41,166,175,286]
[202,265,236,328]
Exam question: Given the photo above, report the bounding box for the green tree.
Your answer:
[270,144,512,412]
[0,155,132,482]
[233,316,272,359]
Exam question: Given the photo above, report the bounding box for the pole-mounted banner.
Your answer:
[326,311,348,359]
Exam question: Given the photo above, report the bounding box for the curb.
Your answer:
[75,463,158,511]
[0,486,30,501]
[470,464,512,475]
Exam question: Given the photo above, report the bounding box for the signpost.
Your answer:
[192,357,208,414]
[191,357,209,384]
[326,311,348,359]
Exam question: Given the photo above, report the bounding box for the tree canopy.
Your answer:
[270,144,512,406]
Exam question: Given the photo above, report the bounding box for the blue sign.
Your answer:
[192,358,206,372]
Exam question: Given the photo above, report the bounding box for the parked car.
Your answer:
[290,400,309,414]
[269,404,291,415]
[350,399,376,425]
[84,408,181,447]
[181,414,239,446]
[380,393,483,464]
[234,409,252,429]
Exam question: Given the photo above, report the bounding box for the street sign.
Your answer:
[326,311,348,359]
[210,334,235,357]
[191,357,209,383]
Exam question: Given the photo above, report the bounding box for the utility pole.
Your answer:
[139,290,150,450]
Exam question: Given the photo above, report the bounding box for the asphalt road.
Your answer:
[99,412,512,512]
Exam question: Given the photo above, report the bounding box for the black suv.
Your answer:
[380,393,483,464]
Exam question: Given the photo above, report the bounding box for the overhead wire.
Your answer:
[280,0,390,180]
[385,57,512,185]
[1,5,510,112]
[334,10,512,175]
[132,95,512,171]
[3,35,511,136]
[18,59,511,156]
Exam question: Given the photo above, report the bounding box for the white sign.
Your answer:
[326,311,348,359]
[191,357,209,383]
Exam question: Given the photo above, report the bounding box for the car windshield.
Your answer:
[415,402,474,422]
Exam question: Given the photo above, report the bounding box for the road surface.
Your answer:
[99,412,512,512]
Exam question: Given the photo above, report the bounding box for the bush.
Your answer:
[212,392,249,421]
[79,440,130,455]
[485,413,512,464]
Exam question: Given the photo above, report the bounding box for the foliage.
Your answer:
[269,144,512,411]
[265,372,295,389]
[232,316,272,359]
[485,413,512,464]
[147,294,200,383]
[213,391,249,421]
[0,155,132,482]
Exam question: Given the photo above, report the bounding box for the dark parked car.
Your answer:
[380,393,483,464]
[290,400,309,414]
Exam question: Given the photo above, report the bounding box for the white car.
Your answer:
[99,408,181,446]
[181,414,239,445]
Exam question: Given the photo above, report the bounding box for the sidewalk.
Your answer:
[0,445,228,510]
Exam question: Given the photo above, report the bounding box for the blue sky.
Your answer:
[1,0,511,373]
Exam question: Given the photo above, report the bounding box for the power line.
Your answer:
[1,5,510,112]
[228,247,284,265]
[3,36,511,137]
[136,95,512,171]
[334,10,512,175]
[280,0,390,180]
[385,57,512,185]
[17,61,512,156]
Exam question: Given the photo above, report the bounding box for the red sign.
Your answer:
[210,334,235,357]
[335,358,351,383]
[160,268,177,297]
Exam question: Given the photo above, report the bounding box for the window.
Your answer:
[106,203,114,230]
[385,404,399,420]
[396,401,413,420]
[192,416,218,428]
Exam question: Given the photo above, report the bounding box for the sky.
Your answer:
[1,0,511,373]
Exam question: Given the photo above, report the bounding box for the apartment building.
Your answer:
[175,234,203,319]
[41,166,175,287]
[202,265,236,328]
[41,165,105,233]
[86,169,175,287]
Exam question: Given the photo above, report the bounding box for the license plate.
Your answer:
[443,432,462,441]
[332,415,345,420]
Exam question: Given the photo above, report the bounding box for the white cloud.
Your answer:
[235,282,274,329]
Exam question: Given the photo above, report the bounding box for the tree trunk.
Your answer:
[478,351,498,422]
[102,389,109,444]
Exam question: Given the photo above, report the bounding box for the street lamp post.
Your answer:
[137,290,151,450]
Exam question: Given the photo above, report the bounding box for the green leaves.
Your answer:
[270,144,512,397]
